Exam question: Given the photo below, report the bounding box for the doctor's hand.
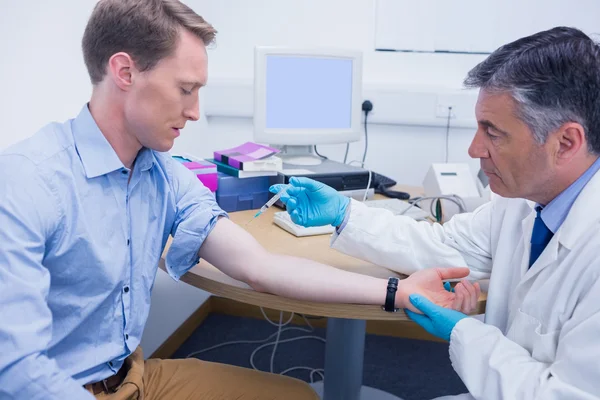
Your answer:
[405,294,469,341]
[269,177,349,227]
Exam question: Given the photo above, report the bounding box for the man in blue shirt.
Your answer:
[0,1,473,399]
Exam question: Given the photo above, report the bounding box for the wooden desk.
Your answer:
[161,185,480,400]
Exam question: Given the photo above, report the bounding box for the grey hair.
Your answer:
[510,88,587,145]
[464,27,600,154]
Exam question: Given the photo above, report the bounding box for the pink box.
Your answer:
[173,155,218,192]
[184,161,218,192]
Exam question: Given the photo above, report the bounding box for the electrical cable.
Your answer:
[361,101,372,166]
[185,307,297,359]
[344,101,372,165]
[185,325,313,359]
[445,106,452,163]
[408,195,466,213]
[343,143,350,163]
[270,311,283,373]
[310,369,325,383]
[249,312,325,380]
[260,307,294,327]
[402,195,467,223]
[279,367,325,384]
[186,309,326,383]
[347,160,372,202]
[250,335,326,372]
[361,113,369,165]
[314,145,328,160]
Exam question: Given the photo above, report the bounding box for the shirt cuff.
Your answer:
[336,201,352,234]
[165,207,228,280]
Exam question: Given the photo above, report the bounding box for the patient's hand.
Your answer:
[398,268,480,314]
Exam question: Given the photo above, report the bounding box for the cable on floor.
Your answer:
[186,309,326,383]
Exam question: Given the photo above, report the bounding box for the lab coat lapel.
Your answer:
[518,169,600,285]
[508,204,560,325]
[519,209,535,275]
[517,204,559,285]
[556,169,600,251]
[504,210,537,324]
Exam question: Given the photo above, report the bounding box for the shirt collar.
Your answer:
[539,156,600,233]
[72,104,155,178]
[135,148,156,173]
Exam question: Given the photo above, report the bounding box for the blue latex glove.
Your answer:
[405,294,468,341]
[269,177,349,227]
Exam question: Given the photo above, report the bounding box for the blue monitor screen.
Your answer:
[265,55,353,129]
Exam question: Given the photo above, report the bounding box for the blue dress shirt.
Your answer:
[0,105,226,399]
[538,156,600,233]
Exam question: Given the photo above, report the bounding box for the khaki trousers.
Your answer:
[87,347,319,400]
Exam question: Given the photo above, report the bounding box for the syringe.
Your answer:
[255,185,290,217]
[245,185,290,226]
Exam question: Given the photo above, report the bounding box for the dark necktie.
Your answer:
[529,207,553,268]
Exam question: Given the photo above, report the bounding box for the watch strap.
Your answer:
[382,277,400,312]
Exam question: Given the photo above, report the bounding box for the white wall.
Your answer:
[0,1,211,357]
[375,0,600,54]
[173,0,487,186]
[197,0,486,87]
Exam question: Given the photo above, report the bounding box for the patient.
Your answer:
[0,1,478,399]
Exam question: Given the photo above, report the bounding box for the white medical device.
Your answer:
[422,163,491,221]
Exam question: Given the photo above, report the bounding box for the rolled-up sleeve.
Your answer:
[0,155,94,399]
[165,160,227,280]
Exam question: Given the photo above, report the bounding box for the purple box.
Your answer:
[213,142,279,170]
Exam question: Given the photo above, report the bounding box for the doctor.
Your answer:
[271,26,600,399]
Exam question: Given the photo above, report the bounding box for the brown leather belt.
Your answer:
[84,365,128,395]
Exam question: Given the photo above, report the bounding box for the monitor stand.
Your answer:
[273,145,323,166]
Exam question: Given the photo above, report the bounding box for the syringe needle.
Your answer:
[244,185,289,228]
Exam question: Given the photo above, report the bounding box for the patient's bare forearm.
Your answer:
[250,252,389,307]
[200,218,397,307]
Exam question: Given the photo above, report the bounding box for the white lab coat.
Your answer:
[331,172,600,400]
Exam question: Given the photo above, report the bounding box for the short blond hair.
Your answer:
[82,0,216,85]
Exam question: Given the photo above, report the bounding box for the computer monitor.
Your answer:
[253,46,363,165]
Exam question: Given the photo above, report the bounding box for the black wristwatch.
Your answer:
[382,277,400,312]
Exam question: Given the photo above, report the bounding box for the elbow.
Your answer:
[244,267,269,293]
[242,252,273,293]
[247,278,268,293]
[245,273,269,294]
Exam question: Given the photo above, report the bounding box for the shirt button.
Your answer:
[121,170,128,175]
[127,239,130,246]
[124,286,129,293]
[125,334,129,340]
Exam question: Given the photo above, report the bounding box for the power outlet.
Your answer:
[435,103,456,119]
